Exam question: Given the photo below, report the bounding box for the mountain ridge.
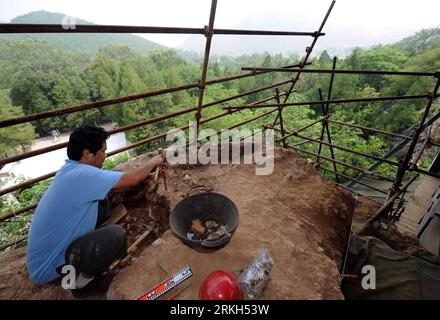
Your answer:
[0,10,166,57]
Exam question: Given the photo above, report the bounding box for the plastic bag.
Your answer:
[238,249,274,299]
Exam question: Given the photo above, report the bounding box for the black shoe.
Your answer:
[71,272,115,299]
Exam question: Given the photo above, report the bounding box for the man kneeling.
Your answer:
[26,125,164,289]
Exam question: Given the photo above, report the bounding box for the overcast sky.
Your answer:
[1,0,439,48]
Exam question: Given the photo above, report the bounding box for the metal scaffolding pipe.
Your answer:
[0,83,198,128]
[0,203,37,222]
[328,119,413,140]
[275,89,287,148]
[195,0,217,130]
[320,166,388,194]
[275,116,328,142]
[0,23,324,37]
[206,62,311,85]
[226,94,437,111]
[0,172,56,197]
[292,132,400,167]
[316,89,327,166]
[273,0,335,122]
[229,109,278,130]
[286,144,395,182]
[319,59,340,182]
[0,235,28,251]
[241,67,436,77]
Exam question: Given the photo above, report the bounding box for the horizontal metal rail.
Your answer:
[274,116,328,142]
[291,140,315,147]
[327,119,413,140]
[0,24,324,37]
[206,62,312,86]
[0,83,197,128]
[0,203,37,222]
[0,172,56,197]
[225,94,438,111]
[286,144,395,182]
[241,67,438,77]
[410,135,430,170]
[200,109,278,141]
[291,132,401,167]
[320,166,388,194]
[333,181,386,204]
[228,109,278,130]
[262,128,321,147]
[0,235,28,251]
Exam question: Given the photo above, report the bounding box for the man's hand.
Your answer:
[113,154,165,190]
[150,154,164,168]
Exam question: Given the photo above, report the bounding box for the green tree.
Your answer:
[0,90,36,158]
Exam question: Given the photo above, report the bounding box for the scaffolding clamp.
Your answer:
[203,25,212,38]
[312,31,321,38]
[197,81,206,90]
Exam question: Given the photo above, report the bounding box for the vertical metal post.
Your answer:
[379,74,440,221]
[271,88,280,127]
[323,57,339,182]
[316,88,327,164]
[317,89,340,183]
[275,88,287,148]
[272,0,336,125]
[283,0,336,103]
[195,0,217,135]
[326,57,337,111]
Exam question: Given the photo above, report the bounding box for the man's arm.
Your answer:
[112,155,164,190]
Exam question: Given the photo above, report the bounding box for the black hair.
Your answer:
[67,125,109,160]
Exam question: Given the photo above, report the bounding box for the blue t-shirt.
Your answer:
[26,160,123,285]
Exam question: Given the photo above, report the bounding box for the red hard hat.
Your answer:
[199,270,243,300]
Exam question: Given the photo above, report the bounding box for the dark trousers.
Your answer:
[62,198,127,277]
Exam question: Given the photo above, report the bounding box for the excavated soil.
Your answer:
[0,146,358,299]
[107,146,357,300]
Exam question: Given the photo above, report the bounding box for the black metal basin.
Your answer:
[169,191,239,252]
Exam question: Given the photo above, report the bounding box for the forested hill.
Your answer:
[0,24,439,180]
[393,27,440,54]
[0,11,165,57]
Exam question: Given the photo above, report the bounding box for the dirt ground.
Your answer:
[0,146,359,300]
